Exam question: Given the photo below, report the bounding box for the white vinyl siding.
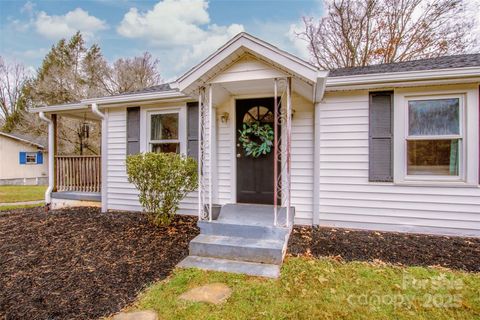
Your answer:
[106,106,197,214]
[290,96,314,223]
[317,85,480,236]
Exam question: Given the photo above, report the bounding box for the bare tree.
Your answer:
[105,52,161,94]
[0,57,30,131]
[299,0,475,69]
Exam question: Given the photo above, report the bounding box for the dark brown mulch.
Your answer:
[0,207,199,320]
[288,226,480,272]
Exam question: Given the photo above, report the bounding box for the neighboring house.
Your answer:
[31,32,480,276]
[0,132,48,186]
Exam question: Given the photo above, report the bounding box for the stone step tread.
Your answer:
[192,234,285,250]
[178,256,280,278]
[197,221,290,241]
[199,220,289,230]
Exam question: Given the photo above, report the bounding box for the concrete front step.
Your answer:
[198,220,290,241]
[189,234,285,264]
[178,256,281,278]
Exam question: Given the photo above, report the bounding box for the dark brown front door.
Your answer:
[236,98,276,204]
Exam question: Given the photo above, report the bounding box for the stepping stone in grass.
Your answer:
[179,283,232,305]
[112,310,158,320]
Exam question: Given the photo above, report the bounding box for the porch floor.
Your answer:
[217,203,294,227]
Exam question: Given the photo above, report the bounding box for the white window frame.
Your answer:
[403,94,465,182]
[145,107,187,155]
[26,152,37,164]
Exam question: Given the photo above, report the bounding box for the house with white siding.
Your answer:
[32,33,480,277]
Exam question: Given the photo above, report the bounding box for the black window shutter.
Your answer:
[369,91,393,182]
[127,107,140,155]
[187,102,199,161]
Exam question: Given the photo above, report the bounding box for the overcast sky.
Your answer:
[0,0,323,80]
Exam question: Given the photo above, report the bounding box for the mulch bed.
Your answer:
[288,226,480,272]
[0,207,199,320]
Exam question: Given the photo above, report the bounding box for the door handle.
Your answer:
[236,153,241,158]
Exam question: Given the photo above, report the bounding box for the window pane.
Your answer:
[26,153,36,164]
[407,139,459,176]
[408,98,459,136]
[243,106,273,123]
[151,143,179,153]
[150,113,178,140]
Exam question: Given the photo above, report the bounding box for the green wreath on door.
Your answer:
[238,121,274,158]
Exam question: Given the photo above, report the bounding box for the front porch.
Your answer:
[50,155,102,208]
[174,34,329,276]
[37,107,104,208]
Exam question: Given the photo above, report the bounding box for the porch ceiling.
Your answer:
[210,77,315,107]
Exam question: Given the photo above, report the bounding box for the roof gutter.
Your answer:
[38,112,54,204]
[326,66,480,90]
[82,90,187,106]
[30,91,188,113]
[30,103,89,114]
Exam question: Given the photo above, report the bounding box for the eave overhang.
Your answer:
[325,66,480,91]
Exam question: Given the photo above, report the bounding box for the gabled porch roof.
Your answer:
[173,32,329,103]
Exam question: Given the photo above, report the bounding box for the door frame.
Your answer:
[233,95,278,204]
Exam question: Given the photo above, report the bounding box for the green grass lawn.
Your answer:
[0,185,46,203]
[0,203,44,211]
[129,257,480,320]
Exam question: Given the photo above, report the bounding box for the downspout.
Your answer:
[91,103,108,213]
[39,112,54,204]
[312,76,327,226]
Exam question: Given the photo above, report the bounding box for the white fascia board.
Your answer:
[30,91,189,113]
[30,103,89,113]
[82,90,187,105]
[326,66,480,90]
[176,32,322,91]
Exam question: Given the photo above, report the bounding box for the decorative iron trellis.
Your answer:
[273,77,292,227]
[198,85,213,221]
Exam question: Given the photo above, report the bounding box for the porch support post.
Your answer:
[273,79,278,226]
[197,90,203,221]
[52,114,58,192]
[286,77,292,227]
[208,84,213,222]
[198,86,212,221]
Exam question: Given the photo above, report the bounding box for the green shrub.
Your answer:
[126,152,198,226]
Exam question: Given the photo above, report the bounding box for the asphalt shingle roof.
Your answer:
[329,53,480,77]
[114,83,174,96]
[101,55,480,97]
[0,131,46,148]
